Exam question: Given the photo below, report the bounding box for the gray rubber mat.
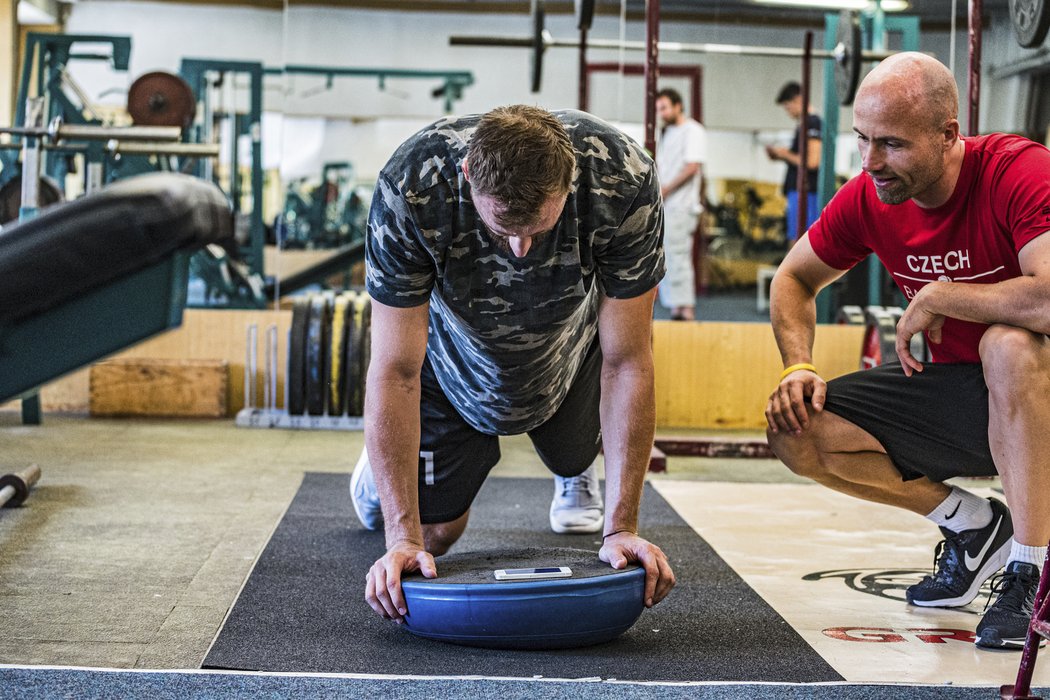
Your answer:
[203,474,842,682]
[3,668,1041,700]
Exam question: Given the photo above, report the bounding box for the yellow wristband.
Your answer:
[780,363,817,381]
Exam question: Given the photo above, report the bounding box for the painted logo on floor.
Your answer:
[822,627,976,644]
[803,568,991,614]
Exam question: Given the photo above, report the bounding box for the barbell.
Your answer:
[450,4,894,105]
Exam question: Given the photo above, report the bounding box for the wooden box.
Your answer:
[90,358,228,418]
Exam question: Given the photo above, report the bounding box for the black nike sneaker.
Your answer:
[975,561,1044,650]
[906,498,1013,608]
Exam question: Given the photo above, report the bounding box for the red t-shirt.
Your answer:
[808,133,1050,363]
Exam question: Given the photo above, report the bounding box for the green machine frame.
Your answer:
[180,58,266,283]
[816,10,920,323]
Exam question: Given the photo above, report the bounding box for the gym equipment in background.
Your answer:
[236,290,371,431]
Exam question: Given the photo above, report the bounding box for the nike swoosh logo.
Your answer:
[944,502,961,520]
[965,518,1002,571]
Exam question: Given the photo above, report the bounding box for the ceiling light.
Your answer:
[754,0,910,11]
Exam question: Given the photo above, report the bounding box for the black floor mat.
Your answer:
[204,474,842,683]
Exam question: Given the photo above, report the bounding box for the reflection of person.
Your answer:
[765,82,822,245]
[353,105,676,624]
[765,53,1050,650]
[655,88,706,321]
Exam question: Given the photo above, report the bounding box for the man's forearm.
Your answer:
[364,374,425,548]
[922,278,1050,335]
[770,271,818,365]
[599,357,656,535]
[662,164,700,198]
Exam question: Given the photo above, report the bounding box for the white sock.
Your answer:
[925,486,992,532]
[1009,540,1048,569]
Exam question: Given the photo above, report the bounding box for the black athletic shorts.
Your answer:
[823,362,995,483]
[415,340,603,524]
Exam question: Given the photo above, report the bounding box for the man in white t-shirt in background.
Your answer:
[655,88,707,321]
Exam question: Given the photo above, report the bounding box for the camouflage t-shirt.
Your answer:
[366,110,664,435]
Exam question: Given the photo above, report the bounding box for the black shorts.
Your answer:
[415,340,603,524]
[823,362,995,482]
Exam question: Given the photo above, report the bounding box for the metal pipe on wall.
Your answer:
[796,31,813,242]
[643,0,659,155]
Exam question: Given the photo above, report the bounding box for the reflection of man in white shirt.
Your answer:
[655,88,706,321]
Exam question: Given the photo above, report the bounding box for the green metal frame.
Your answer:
[267,64,474,114]
[3,33,132,187]
[180,58,266,282]
[0,252,192,405]
[816,10,920,322]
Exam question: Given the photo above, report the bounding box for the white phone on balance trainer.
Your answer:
[493,566,573,581]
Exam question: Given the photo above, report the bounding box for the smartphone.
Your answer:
[493,566,573,581]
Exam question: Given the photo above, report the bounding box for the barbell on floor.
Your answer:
[450,4,895,104]
[0,464,41,510]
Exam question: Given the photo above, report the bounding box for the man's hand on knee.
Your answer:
[766,369,826,436]
[599,532,676,608]
[364,541,437,623]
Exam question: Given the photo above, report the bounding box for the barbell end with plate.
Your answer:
[0,464,42,509]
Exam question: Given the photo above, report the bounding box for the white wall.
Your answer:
[64,2,1020,187]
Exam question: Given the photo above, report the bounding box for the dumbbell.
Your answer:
[0,464,41,509]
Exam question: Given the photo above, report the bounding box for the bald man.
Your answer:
[765,52,1050,650]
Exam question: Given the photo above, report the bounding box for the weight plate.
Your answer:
[127,71,197,129]
[834,10,862,107]
[358,294,372,413]
[531,0,546,93]
[321,291,337,415]
[329,293,352,415]
[1011,0,1050,47]
[347,294,367,417]
[885,306,929,363]
[835,305,865,325]
[305,295,329,416]
[0,175,64,225]
[575,0,595,30]
[287,297,310,415]
[860,307,896,369]
[343,292,361,417]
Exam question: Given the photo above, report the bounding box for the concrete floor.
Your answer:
[0,413,793,670]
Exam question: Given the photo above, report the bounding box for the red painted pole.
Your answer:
[796,31,813,241]
[1002,545,1050,698]
[643,0,659,155]
[968,0,982,136]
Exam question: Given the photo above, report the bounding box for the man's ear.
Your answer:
[462,158,471,181]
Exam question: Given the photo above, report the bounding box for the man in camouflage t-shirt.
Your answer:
[352,105,676,623]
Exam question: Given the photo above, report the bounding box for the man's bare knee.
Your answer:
[980,324,1047,393]
[767,413,827,480]
[422,511,469,556]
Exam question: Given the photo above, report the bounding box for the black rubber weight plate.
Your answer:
[358,295,372,414]
[574,0,594,30]
[1011,0,1050,47]
[305,295,329,416]
[329,294,352,416]
[531,0,545,93]
[835,10,862,107]
[321,292,336,416]
[287,297,310,416]
[343,292,361,417]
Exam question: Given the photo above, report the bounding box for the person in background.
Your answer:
[766,81,822,247]
[655,88,706,321]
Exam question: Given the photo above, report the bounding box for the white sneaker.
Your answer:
[549,462,603,534]
[350,448,383,530]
